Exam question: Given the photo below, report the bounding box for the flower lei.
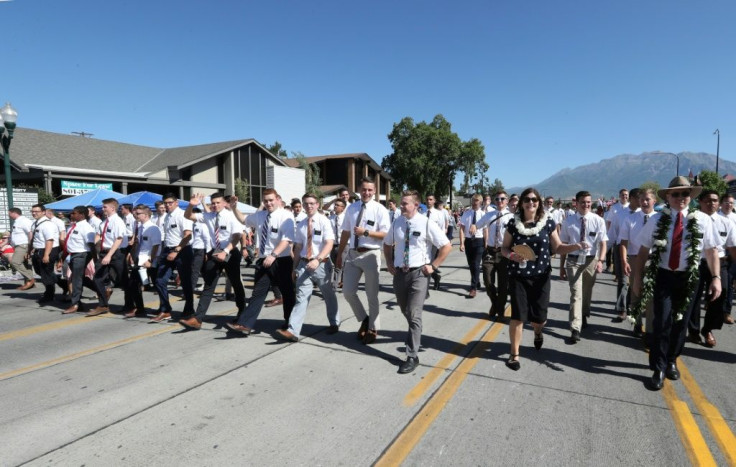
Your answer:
[513,212,549,236]
[630,206,701,323]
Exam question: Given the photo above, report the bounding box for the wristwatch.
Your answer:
[363,230,370,237]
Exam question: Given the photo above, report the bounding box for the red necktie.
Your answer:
[64,223,76,254]
[580,216,586,242]
[101,219,109,249]
[669,212,683,270]
[307,216,314,258]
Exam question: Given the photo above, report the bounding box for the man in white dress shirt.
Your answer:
[336,177,390,344]
[276,193,339,341]
[717,193,736,325]
[29,204,60,304]
[123,205,161,318]
[88,198,130,316]
[8,207,35,290]
[633,177,721,390]
[384,190,451,374]
[476,190,513,320]
[61,205,98,314]
[458,194,486,298]
[559,190,608,342]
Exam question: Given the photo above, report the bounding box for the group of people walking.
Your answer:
[5,175,733,383]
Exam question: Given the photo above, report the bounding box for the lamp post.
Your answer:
[714,129,720,175]
[652,151,679,177]
[0,102,18,214]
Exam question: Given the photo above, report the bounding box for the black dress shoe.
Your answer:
[666,362,680,380]
[687,333,703,344]
[325,324,339,335]
[534,331,544,351]
[582,316,588,329]
[571,330,581,342]
[651,370,665,390]
[398,357,419,374]
[38,296,54,305]
[633,324,644,338]
[433,277,440,290]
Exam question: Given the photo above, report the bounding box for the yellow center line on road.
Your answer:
[678,361,736,465]
[376,321,504,466]
[661,381,717,467]
[403,306,509,407]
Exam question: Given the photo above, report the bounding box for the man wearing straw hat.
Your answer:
[632,176,721,390]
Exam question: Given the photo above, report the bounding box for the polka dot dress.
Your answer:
[506,217,556,277]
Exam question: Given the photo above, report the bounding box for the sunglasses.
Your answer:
[495,197,507,201]
[522,197,539,203]
[670,190,691,198]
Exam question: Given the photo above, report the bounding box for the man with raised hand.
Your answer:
[276,192,339,342]
[226,189,295,335]
[384,190,451,374]
[336,177,390,344]
[180,193,244,330]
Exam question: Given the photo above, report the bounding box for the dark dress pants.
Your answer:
[32,247,60,299]
[482,248,509,314]
[69,252,95,306]
[236,256,295,328]
[93,249,127,307]
[464,238,484,290]
[128,265,147,311]
[651,269,698,372]
[191,248,207,292]
[687,259,727,335]
[194,248,246,322]
[155,246,194,315]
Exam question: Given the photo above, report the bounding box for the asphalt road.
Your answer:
[0,243,734,466]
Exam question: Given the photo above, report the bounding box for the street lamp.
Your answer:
[652,151,679,177]
[0,102,18,213]
[714,129,720,175]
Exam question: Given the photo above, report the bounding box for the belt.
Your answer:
[486,246,500,251]
[301,257,328,263]
[399,266,424,272]
[568,254,595,260]
[69,251,88,255]
[353,247,377,253]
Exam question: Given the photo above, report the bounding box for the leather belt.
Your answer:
[353,247,376,253]
[567,254,595,260]
[302,257,328,263]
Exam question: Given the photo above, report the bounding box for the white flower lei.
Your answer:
[513,212,550,236]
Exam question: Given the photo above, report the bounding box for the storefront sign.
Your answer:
[61,180,113,196]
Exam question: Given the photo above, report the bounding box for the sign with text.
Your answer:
[61,180,113,196]
[0,188,40,232]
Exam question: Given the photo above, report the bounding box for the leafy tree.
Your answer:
[267,141,288,159]
[695,170,728,197]
[293,151,322,197]
[233,178,250,204]
[489,178,505,195]
[382,114,487,198]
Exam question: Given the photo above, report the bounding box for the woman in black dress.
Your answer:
[500,188,582,370]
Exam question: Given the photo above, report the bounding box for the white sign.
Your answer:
[0,188,40,232]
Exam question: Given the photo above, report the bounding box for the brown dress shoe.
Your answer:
[18,280,36,291]
[724,314,735,325]
[224,322,252,335]
[275,329,298,342]
[150,312,171,323]
[62,304,79,314]
[265,298,284,307]
[179,316,202,330]
[86,306,110,317]
[703,331,716,348]
[468,289,477,298]
[357,317,369,340]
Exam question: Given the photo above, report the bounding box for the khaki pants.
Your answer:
[565,255,598,332]
[342,249,382,330]
[10,245,34,281]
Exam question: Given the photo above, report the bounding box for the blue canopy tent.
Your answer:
[45,188,125,212]
[116,191,188,210]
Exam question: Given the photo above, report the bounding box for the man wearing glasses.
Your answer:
[151,193,194,323]
[559,191,608,343]
[474,191,513,320]
[124,205,160,318]
[632,177,720,390]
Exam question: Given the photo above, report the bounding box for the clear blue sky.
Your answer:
[3,0,734,190]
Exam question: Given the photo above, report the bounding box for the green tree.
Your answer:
[293,151,322,197]
[489,178,505,195]
[267,141,288,159]
[233,178,250,204]
[382,114,487,197]
[695,170,728,197]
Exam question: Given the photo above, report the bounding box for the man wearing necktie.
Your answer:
[458,194,485,298]
[559,191,608,343]
[475,191,512,320]
[276,193,339,342]
[619,188,658,342]
[61,205,97,314]
[336,177,390,344]
[124,205,161,318]
[384,191,451,374]
[88,198,129,316]
[632,177,721,390]
[181,193,244,330]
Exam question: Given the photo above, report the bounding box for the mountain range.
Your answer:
[507,152,735,199]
